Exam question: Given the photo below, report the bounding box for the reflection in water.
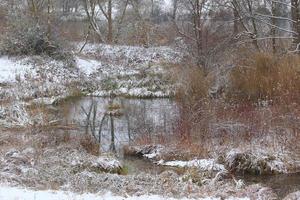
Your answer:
[63,97,179,153]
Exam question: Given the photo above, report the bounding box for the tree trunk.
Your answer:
[291,0,300,51]
[47,0,51,39]
[109,113,116,153]
[107,0,113,43]
[271,1,277,54]
[246,0,260,51]
[233,7,239,34]
[172,0,178,20]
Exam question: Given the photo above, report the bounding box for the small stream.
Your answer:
[58,97,300,198]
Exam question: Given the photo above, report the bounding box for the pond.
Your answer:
[60,97,179,153]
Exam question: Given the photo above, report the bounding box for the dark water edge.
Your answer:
[239,173,300,198]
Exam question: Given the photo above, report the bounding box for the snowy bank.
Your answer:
[75,42,181,98]
[0,186,253,200]
[0,187,202,200]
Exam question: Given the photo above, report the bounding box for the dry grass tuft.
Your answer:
[228,53,300,103]
[175,65,211,142]
[80,135,100,156]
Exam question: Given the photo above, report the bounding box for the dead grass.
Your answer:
[228,53,300,103]
[79,135,100,156]
[174,65,210,142]
[169,56,300,161]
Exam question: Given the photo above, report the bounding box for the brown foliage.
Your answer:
[229,53,300,103]
[80,135,100,156]
[175,65,210,142]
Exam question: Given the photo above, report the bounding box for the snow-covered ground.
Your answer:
[0,187,203,200]
[0,42,181,101]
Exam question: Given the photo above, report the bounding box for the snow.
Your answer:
[158,159,225,172]
[0,56,33,83]
[0,186,224,200]
[76,57,101,76]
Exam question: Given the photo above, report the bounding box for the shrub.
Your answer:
[175,65,210,142]
[0,18,74,62]
[80,135,100,156]
[228,53,300,103]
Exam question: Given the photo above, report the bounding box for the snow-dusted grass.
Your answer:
[74,42,181,98]
[224,148,291,174]
[0,42,181,102]
[77,42,182,64]
[0,102,33,128]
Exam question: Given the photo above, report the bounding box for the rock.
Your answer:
[283,191,300,200]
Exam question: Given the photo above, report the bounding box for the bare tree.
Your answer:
[291,0,300,50]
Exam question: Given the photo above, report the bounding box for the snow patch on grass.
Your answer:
[158,159,226,172]
[76,57,101,76]
[0,56,33,83]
